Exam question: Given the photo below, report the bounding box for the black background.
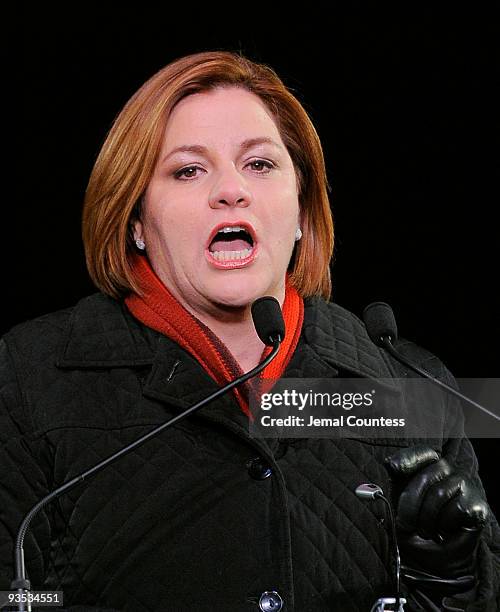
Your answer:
[11,9,499,514]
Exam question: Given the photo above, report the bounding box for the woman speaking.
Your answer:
[1,51,499,611]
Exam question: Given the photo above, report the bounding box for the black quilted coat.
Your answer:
[1,294,499,611]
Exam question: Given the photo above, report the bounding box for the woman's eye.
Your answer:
[248,159,274,173]
[174,166,201,180]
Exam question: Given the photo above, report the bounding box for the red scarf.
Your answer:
[125,254,304,417]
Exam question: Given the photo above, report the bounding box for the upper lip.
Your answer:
[206,221,257,249]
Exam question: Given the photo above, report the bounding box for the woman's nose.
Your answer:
[208,166,252,209]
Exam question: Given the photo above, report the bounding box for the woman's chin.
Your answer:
[205,273,279,310]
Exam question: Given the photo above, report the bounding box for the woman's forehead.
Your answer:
[163,87,283,148]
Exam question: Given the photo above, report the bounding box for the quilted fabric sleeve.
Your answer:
[440,435,500,611]
[441,367,500,611]
[0,338,122,612]
[384,340,500,611]
[404,366,500,612]
[0,337,52,592]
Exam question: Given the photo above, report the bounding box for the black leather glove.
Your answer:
[385,446,489,602]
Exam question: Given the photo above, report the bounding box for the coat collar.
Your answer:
[56,294,158,368]
[56,293,394,381]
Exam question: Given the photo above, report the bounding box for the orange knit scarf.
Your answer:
[125,254,304,417]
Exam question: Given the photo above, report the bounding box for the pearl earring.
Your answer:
[295,227,302,241]
[135,239,146,250]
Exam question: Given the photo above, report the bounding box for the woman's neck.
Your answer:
[169,283,286,371]
[194,307,267,371]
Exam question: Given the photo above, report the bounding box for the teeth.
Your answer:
[211,248,253,262]
[220,225,244,234]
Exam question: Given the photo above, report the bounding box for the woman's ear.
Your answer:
[130,197,145,241]
[296,209,303,237]
[132,220,146,251]
[132,219,144,243]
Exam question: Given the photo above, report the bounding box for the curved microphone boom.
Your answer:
[10,297,285,611]
[362,302,500,422]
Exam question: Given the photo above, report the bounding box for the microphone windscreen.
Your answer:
[362,302,398,346]
[251,297,285,346]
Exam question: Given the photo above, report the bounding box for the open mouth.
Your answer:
[206,223,258,268]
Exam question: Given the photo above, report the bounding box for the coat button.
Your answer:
[247,457,273,480]
[259,591,283,611]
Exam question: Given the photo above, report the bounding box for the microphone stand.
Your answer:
[10,337,282,611]
[356,484,406,612]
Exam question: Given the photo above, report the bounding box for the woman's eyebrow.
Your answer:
[162,137,284,163]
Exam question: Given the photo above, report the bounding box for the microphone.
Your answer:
[363,302,398,345]
[9,297,285,611]
[362,302,500,422]
[355,484,406,611]
[251,297,285,345]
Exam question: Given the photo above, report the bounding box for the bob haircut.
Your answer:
[82,51,334,299]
